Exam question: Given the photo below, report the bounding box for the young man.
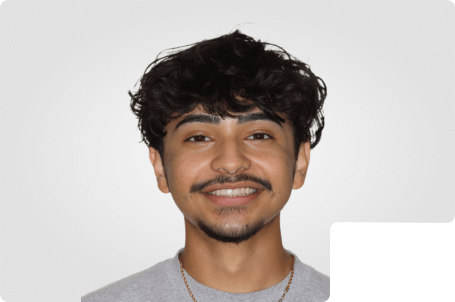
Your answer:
[83,30,329,302]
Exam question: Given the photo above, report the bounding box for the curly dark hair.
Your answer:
[129,30,326,162]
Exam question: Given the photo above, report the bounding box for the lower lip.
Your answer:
[203,190,262,207]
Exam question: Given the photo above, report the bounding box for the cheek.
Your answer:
[251,153,294,201]
[166,151,208,193]
[253,145,294,176]
[175,151,208,172]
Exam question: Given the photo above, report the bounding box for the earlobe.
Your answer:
[148,147,170,193]
[292,141,311,190]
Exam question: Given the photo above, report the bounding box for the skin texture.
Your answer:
[148,105,311,293]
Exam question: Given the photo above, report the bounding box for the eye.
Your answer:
[247,133,273,140]
[186,135,211,142]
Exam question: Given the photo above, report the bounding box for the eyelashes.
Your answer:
[186,133,273,143]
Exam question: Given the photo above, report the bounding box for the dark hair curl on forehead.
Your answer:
[129,30,326,162]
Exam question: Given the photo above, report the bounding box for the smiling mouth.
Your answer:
[207,187,258,197]
[202,189,262,207]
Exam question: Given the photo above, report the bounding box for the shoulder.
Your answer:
[293,260,330,301]
[82,258,174,302]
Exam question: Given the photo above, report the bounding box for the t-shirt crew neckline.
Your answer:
[165,248,300,300]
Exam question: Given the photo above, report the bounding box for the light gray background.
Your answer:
[0,1,454,301]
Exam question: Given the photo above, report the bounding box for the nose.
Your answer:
[211,137,251,174]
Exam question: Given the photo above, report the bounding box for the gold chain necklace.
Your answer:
[179,255,295,302]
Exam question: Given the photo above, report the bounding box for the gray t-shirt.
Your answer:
[82,249,329,302]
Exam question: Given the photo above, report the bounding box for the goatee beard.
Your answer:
[195,217,266,244]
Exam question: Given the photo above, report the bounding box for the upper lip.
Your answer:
[201,181,264,193]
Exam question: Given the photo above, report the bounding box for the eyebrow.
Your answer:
[174,112,283,131]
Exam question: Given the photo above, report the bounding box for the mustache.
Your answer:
[190,174,272,193]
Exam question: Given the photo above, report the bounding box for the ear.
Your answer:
[292,141,311,190]
[148,147,170,193]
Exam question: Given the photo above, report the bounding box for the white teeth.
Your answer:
[208,187,257,197]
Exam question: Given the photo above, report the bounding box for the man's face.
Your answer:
[149,106,310,244]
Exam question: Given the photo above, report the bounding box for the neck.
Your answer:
[180,213,293,293]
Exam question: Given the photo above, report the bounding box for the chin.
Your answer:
[196,217,266,244]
